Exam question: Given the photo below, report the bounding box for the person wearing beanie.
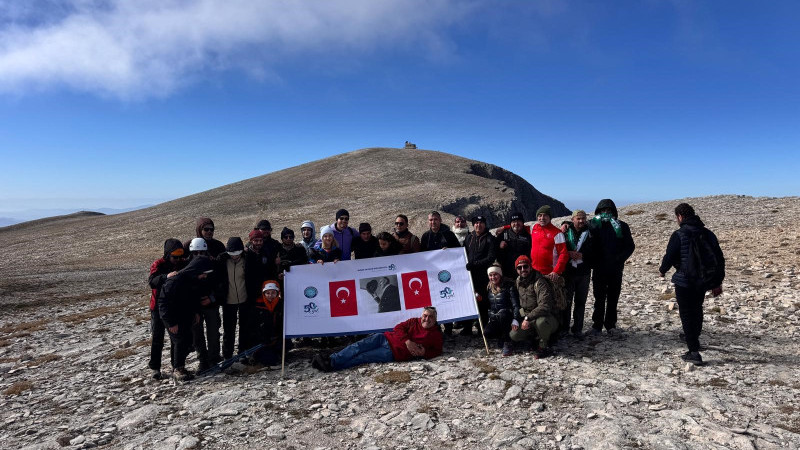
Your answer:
[421,211,459,252]
[278,227,309,272]
[509,255,558,358]
[253,219,282,261]
[483,264,521,357]
[299,220,316,258]
[352,222,379,260]
[310,226,343,264]
[158,256,215,382]
[493,211,532,279]
[328,209,359,260]
[392,214,421,254]
[561,209,594,338]
[215,237,257,359]
[587,199,635,336]
[146,238,186,380]
[462,215,496,336]
[529,205,569,280]
[244,229,277,328]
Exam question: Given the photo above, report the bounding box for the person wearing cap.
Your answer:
[299,220,317,258]
[184,217,226,258]
[588,199,635,336]
[509,255,558,358]
[561,210,593,337]
[462,215,496,336]
[351,222,379,259]
[251,281,283,365]
[158,256,215,382]
[244,229,277,350]
[484,264,521,357]
[215,237,255,360]
[147,238,187,380]
[529,205,569,281]
[311,307,442,372]
[452,215,470,246]
[309,226,343,264]
[328,209,359,261]
[392,214,421,254]
[278,227,309,273]
[494,212,532,279]
[254,219,282,261]
[420,211,459,251]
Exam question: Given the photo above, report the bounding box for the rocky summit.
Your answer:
[1,192,800,449]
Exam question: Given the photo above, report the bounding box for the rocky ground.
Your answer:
[1,195,799,449]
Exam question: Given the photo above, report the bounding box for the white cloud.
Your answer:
[0,0,470,100]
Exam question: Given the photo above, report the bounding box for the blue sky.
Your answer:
[1,0,798,216]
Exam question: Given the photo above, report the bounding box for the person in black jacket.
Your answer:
[374,232,402,257]
[147,238,186,379]
[184,217,226,258]
[278,227,310,272]
[659,203,725,366]
[494,212,532,279]
[352,223,379,259]
[158,257,214,382]
[588,199,635,336]
[483,265,521,356]
[420,211,460,251]
[462,215,496,336]
[561,210,593,338]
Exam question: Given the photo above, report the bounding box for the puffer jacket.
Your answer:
[485,279,521,322]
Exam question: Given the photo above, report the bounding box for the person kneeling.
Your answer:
[509,256,558,359]
[312,307,442,372]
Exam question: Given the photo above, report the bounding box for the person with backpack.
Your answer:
[509,256,558,359]
[659,203,725,366]
[329,209,359,260]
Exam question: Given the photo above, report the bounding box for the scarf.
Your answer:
[590,212,623,238]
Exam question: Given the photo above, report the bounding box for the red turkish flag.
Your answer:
[401,270,432,310]
[329,279,358,317]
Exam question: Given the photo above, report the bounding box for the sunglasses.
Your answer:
[395,222,406,226]
[203,227,214,232]
[338,217,349,221]
[516,265,530,270]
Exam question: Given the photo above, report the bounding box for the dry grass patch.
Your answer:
[625,210,645,216]
[659,293,675,300]
[3,380,34,396]
[0,319,48,335]
[374,370,412,384]
[472,359,497,374]
[29,354,61,366]
[655,213,669,221]
[0,339,10,348]
[107,348,137,360]
[60,305,119,325]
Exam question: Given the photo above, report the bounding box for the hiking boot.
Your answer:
[606,328,619,337]
[681,351,703,366]
[502,342,514,357]
[311,354,332,372]
[571,330,585,341]
[534,347,553,359]
[209,355,223,366]
[173,367,194,382]
[589,328,602,337]
[150,369,163,380]
[197,360,210,373]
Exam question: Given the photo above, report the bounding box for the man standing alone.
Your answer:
[659,203,724,365]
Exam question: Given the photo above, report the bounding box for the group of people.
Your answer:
[148,200,725,381]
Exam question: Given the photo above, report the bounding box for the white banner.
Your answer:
[283,248,478,337]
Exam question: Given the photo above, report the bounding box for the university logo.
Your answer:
[388,264,396,271]
[439,287,454,299]
[303,302,319,314]
[437,270,451,283]
[304,286,318,298]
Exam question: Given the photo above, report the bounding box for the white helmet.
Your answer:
[189,237,208,252]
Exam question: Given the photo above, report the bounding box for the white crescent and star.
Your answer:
[408,277,423,295]
[336,287,350,303]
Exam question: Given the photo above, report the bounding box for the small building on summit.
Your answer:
[404,141,417,149]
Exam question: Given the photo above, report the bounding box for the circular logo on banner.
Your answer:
[388,264,396,271]
[304,286,318,298]
[438,270,452,283]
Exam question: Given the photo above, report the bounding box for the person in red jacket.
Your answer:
[529,205,569,281]
[311,307,443,371]
[147,238,186,380]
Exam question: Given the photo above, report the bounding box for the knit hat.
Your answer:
[281,227,294,239]
[226,237,244,255]
[163,238,184,259]
[471,215,487,225]
[509,212,524,223]
[255,219,271,231]
[515,255,531,268]
[358,222,372,233]
[320,226,334,237]
[248,229,265,241]
[536,205,552,217]
[572,209,587,218]
[335,209,349,220]
[487,265,503,276]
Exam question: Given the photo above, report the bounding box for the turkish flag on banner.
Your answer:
[329,279,358,317]
[401,270,432,310]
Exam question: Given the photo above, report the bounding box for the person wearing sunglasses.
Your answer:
[509,255,558,359]
[147,238,187,380]
[187,217,226,258]
[392,214,420,254]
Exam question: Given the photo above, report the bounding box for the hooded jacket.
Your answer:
[328,222,359,260]
[420,224,460,251]
[157,257,214,328]
[182,217,226,258]
[659,214,725,289]
[148,239,186,311]
[589,199,635,274]
[300,221,317,256]
[495,224,533,277]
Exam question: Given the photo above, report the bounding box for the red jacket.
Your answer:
[530,223,568,275]
[384,318,443,361]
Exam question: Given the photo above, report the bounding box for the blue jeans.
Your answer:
[330,333,394,370]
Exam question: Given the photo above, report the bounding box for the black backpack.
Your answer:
[684,230,722,291]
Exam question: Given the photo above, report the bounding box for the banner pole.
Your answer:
[281,270,287,378]
[463,247,490,355]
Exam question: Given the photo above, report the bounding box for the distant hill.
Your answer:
[0,148,569,269]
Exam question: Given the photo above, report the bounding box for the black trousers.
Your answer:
[148,309,170,370]
[675,285,705,352]
[165,319,193,370]
[222,303,253,358]
[192,307,221,364]
[483,310,513,344]
[591,270,623,331]
[564,273,591,333]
